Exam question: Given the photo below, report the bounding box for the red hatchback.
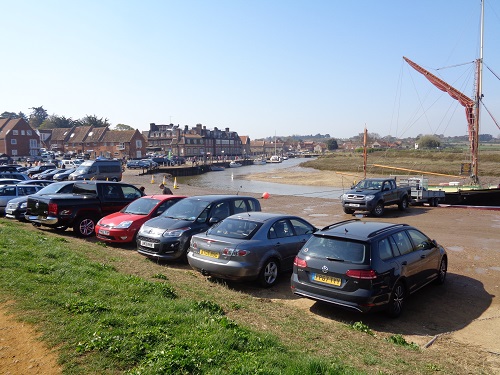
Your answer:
[95,195,186,244]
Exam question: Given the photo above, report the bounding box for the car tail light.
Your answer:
[293,256,307,268]
[346,269,377,279]
[222,248,248,256]
[48,202,58,216]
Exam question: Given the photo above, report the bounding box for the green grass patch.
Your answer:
[0,220,462,374]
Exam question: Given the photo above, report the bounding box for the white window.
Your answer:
[21,130,25,135]
[29,139,38,148]
[12,130,18,135]
[11,139,17,144]
[27,130,32,135]
[136,139,142,147]
[11,150,17,155]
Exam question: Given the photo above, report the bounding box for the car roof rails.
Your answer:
[320,219,360,231]
[367,223,409,238]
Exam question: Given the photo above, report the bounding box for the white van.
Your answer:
[69,159,123,181]
[60,160,76,168]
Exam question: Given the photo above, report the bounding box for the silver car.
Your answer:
[0,184,42,214]
[187,212,317,287]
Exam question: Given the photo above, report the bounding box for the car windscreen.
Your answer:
[161,198,211,221]
[207,218,261,239]
[122,198,160,215]
[303,235,368,264]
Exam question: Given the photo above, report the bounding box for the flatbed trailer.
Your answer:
[391,175,445,207]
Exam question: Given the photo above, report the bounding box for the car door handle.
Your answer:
[401,261,407,266]
[420,255,427,259]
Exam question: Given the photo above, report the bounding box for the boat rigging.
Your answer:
[403,0,499,185]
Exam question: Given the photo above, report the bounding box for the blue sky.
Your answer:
[2,0,499,140]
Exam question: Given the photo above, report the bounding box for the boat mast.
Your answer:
[472,0,485,184]
[363,126,367,179]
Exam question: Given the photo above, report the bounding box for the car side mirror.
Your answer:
[208,217,220,225]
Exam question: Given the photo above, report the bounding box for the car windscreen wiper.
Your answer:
[326,256,344,262]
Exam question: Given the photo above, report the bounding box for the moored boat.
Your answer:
[229,161,242,168]
[403,1,500,207]
[253,158,267,165]
[210,165,225,171]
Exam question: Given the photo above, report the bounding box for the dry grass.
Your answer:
[301,149,500,181]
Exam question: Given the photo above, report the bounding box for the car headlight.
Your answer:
[341,194,348,201]
[162,228,190,237]
[365,195,375,201]
[115,221,133,229]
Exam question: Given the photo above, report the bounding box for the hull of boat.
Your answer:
[443,188,500,206]
[253,159,267,165]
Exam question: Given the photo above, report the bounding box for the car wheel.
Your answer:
[258,258,280,288]
[387,281,406,318]
[343,207,355,214]
[398,197,409,210]
[371,202,384,217]
[73,217,96,237]
[435,257,447,285]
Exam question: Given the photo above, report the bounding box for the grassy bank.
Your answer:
[0,219,476,374]
[300,149,500,178]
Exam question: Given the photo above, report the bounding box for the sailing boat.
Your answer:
[403,0,500,206]
[269,133,282,163]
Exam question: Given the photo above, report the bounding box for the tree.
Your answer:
[113,124,134,131]
[79,115,110,127]
[479,134,493,142]
[1,111,26,119]
[417,135,441,148]
[326,138,338,150]
[40,115,79,129]
[29,106,48,128]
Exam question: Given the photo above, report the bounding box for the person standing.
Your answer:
[159,183,173,195]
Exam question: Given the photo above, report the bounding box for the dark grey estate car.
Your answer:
[291,219,447,317]
[137,195,261,262]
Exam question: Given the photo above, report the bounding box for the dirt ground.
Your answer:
[1,167,499,374]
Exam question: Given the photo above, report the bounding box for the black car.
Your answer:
[52,168,76,181]
[291,219,447,317]
[26,164,57,178]
[137,195,261,262]
[5,181,75,221]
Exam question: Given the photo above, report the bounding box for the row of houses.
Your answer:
[0,118,331,161]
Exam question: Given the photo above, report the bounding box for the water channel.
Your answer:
[182,158,346,200]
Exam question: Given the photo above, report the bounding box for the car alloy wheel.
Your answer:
[372,203,384,217]
[74,217,96,237]
[259,259,279,288]
[435,258,447,285]
[388,282,405,318]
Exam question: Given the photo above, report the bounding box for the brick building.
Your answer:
[0,118,41,157]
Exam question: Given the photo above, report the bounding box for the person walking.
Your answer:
[159,183,173,195]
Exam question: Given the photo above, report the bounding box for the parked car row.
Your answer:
[1,182,448,318]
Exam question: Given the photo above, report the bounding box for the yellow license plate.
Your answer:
[200,249,220,259]
[313,273,341,286]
